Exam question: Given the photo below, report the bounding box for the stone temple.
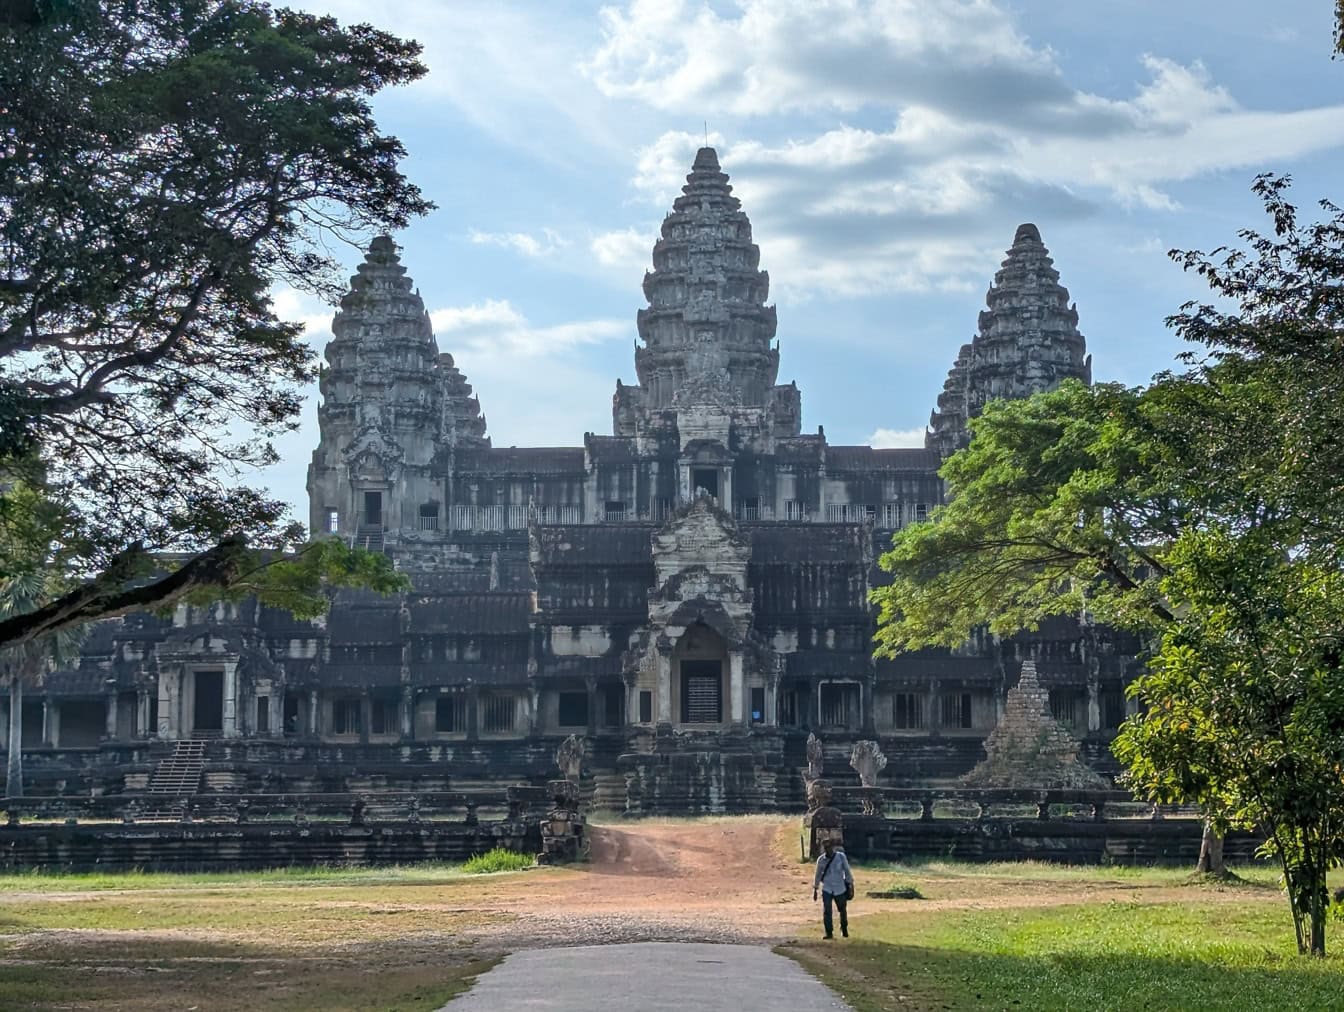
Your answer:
[0,149,1140,809]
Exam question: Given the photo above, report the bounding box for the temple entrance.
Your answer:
[672,622,730,726]
[192,670,224,734]
[680,660,722,723]
[691,468,719,498]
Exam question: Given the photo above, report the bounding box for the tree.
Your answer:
[0,0,430,646]
[874,177,1344,954]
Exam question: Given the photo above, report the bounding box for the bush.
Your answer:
[461,848,534,874]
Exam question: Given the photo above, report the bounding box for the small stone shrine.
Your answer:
[961,663,1109,789]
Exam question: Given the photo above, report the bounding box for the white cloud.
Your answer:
[430,299,628,358]
[590,227,654,274]
[468,228,569,257]
[869,426,928,449]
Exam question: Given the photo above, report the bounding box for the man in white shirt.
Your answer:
[812,838,854,939]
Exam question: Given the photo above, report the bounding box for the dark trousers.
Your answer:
[822,890,848,937]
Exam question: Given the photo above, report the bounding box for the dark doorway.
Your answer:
[283,692,300,736]
[193,670,224,733]
[691,468,718,498]
[604,686,623,728]
[363,490,383,527]
[680,660,722,723]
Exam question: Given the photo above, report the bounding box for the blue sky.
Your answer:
[263,0,1344,517]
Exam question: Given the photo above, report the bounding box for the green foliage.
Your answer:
[872,379,1180,655]
[873,176,1344,956]
[0,0,429,644]
[460,848,535,875]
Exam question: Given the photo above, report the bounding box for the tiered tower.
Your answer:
[613,147,801,448]
[927,224,1091,457]
[307,236,487,542]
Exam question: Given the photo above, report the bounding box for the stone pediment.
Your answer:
[651,494,750,586]
[342,422,405,482]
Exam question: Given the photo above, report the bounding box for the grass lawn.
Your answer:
[0,862,531,1010]
[786,864,1344,1011]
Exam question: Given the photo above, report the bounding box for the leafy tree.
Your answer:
[874,177,1344,954]
[0,0,429,646]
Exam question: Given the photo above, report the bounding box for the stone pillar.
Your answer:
[359,691,371,745]
[721,468,733,513]
[1086,676,1101,733]
[42,699,56,747]
[269,693,281,738]
[926,679,941,735]
[466,684,480,741]
[0,690,9,752]
[222,661,238,738]
[656,653,673,724]
[158,673,176,739]
[136,689,149,739]
[728,653,744,724]
[861,676,876,736]
[400,686,414,740]
[678,462,691,504]
[104,689,118,741]
[308,689,319,736]
[765,676,778,728]
[585,676,598,736]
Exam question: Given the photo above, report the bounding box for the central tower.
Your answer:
[613,147,801,451]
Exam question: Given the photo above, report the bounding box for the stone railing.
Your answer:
[828,785,1188,822]
[1,787,550,828]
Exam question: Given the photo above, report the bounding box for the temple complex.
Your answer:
[0,149,1142,809]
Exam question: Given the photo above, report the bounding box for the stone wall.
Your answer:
[837,813,1262,866]
[0,820,540,873]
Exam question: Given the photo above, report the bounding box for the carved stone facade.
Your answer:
[927,223,1092,458]
[2,149,1141,809]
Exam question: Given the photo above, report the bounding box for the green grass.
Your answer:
[461,847,535,874]
[859,856,1287,887]
[787,897,1344,1011]
[0,857,535,892]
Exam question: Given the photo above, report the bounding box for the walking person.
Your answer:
[812,837,854,939]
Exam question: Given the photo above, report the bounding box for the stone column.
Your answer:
[269,693,281,738]
[728,653,744,724]
[0,690,9,752]
[42,699,56,747]
[657,652,673,725]
[307,689,319,736]
[104,689,118,741]
[765,676,778,728]
[926,679,941,735]
[359,691,371,745]
[136,689,149,739]
[585,676,598,736]
[721,468,733,513]
[466,684,480,741]
[222,661,239,738]
[860,676,876,736]
[1086,676,1101,733]
[159,672,178,739]
[400,686,414,740]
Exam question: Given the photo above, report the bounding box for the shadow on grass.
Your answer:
[0,935,498,1012]
[789,939,1344,1012]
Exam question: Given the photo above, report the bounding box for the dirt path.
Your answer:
[461,819,819,948]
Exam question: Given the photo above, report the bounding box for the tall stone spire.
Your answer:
[306,236,487,539]
[927,224,1091,457]
[614,147,799,443]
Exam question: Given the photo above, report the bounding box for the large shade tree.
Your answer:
[874,177,1344,955]
[0,0,428,647]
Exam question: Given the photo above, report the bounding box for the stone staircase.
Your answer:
[148,740,206,795]
[589,771,628,813]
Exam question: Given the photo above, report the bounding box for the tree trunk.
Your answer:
[6,678,21,799]
[1195,820,1226,876]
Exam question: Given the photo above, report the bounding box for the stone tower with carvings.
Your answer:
[927,223,1092,458]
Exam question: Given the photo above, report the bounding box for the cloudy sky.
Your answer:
[262,0,1344,517]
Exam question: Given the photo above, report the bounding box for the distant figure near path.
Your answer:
[438,942,854,1012]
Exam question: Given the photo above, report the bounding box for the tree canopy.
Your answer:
[0,0,428,644]
[873,177,1344,955]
